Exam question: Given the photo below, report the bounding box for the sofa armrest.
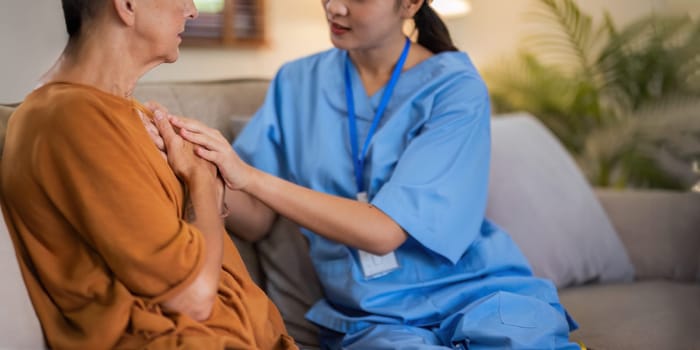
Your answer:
[595,189,700,282]
[1,105,15,155]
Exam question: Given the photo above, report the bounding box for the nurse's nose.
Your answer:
[325,0,348,18]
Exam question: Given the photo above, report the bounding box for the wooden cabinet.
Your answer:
[183,0,266,47]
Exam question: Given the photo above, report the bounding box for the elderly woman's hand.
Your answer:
[139,101,168,160]
[152,110,217,184]
[168,115,253,191]
[142,102,228,217]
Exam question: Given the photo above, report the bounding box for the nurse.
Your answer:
[154,0,581,348]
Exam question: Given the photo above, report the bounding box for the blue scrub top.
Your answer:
[234,48,575,334]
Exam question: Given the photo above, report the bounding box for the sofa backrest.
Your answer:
[133,79,270,141]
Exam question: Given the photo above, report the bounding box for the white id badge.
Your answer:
[358,249,399,279]
[356,191,400,279]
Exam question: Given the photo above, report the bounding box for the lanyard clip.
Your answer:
[356,191,369,203]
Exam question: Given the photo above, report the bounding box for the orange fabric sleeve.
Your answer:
[34,96,205,300]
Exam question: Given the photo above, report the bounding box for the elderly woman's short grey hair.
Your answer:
[61,0,108,41]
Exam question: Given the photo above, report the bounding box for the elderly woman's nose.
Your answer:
[186,0,198,19]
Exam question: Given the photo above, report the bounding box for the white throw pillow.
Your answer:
[0,201,46,349]
[487,114,635,288]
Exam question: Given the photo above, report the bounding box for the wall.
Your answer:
[143,1,329,83]
[448,0,692,67]
[0,0,66,104]
[1,0,698,103]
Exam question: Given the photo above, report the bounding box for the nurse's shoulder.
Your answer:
[429,51,487,93]
[274,48,346,84]
[425,52,490,118]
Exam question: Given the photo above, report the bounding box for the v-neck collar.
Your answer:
[323,49,471,121]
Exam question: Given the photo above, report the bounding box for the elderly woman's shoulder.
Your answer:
[16,82,129,134]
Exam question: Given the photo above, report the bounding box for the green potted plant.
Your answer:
[484,0,700,189]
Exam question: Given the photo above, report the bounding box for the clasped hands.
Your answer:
[139,101,251,217]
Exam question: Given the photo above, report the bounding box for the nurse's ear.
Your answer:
[399,0,425,19]
[112,0,136,27]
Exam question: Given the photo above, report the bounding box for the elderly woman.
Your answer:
[0,0,295,349]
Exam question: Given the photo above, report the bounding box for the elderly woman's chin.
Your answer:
[164,51,180,64]
[159,46,182,64]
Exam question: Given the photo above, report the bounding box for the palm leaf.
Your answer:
[485,52,606,153]
[596,15,700,112]
[525,0,598,75]
[580,99,700,189]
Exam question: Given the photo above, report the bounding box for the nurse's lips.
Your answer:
[330,22,350,35]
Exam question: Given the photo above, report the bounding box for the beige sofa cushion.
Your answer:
[0,105,14,155]
[487,114,635,288]
[596,189,700,282]
[561,280,700,350]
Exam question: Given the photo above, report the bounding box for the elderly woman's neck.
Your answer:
[41,36,153,99]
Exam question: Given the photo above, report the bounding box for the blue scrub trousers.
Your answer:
[320,292,581,350]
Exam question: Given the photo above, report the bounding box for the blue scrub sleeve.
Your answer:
[371,76,491,264]
[233,67,288,178]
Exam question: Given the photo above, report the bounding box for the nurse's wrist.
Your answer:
[238,163,262,193]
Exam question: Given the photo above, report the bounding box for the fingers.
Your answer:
[154,135,165,152]
[153,110,179,151]
[145,101,169,116]
[142,117,166,151]
[143,104,205,139]
[169,115,220,139]
[194,145,217,162]
[179,128,226,152]
[172,116,230,150]
[195,147,235,189]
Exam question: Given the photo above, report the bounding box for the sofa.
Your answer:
[1,79,698,350]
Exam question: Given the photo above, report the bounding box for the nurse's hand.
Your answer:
[168,115,253,191]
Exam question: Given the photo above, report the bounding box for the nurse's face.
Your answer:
[134,0,198,63]
[322,0,413,51]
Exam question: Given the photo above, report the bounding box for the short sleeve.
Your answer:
[233,67,288,179]
[371,76,491,264]
[36,99,204,300]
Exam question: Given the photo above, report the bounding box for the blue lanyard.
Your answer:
[345,37,411,196]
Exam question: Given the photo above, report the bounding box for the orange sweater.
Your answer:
[0,82,295,350]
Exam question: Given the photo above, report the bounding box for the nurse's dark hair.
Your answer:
[413,1,458,53]
[61,0,108,42]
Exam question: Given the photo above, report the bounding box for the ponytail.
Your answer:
[414,1,458,53]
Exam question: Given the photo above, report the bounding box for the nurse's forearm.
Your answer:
[242,166,407,254]
[223,188,276,242]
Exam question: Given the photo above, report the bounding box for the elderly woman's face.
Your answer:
[135,0,198,63]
